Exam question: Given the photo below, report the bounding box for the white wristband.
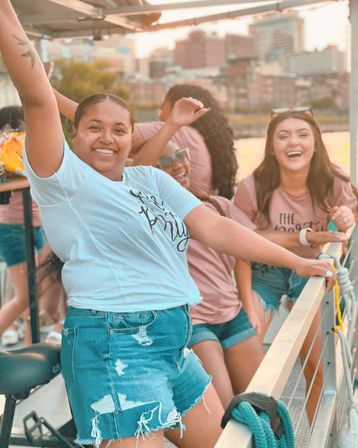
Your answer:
[299,228,312,247]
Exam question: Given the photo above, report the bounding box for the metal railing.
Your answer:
[216,225,358,448]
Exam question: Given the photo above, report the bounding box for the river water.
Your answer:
[236,131,350,180]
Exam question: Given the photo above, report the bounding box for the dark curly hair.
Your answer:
[254,110,351,227]
[0,105,24,130]
[165,84,238,199]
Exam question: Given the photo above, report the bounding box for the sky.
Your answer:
[133,0,350,58]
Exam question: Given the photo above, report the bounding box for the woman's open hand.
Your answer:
[167,97,210,127]
[306,230,348,248]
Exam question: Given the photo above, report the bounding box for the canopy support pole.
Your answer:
[349,0,358,185]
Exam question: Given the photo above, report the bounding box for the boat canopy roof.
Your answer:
[12,0,344,38]
[12,0,161,38]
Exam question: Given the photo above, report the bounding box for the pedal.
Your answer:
[13,374,72,429]
[23,410,75,447]
[23,411,45,442]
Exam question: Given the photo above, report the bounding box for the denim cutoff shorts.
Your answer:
[251,263,308,310]
[0,224,46,266]
[61,305,211,446]
[189,309,256,350]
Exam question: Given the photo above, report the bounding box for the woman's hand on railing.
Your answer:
[294,258,336,290]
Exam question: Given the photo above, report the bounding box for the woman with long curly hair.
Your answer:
[131,84,238,199]
[234,108,357,424]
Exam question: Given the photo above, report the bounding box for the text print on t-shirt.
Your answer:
[130,189,190,252]
[274,213,325,232]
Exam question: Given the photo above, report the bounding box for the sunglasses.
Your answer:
[157,148,189,169]
[271,106,313,119]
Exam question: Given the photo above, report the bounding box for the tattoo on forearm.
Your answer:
[12,35,36,68]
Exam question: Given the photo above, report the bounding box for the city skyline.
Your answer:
[134,1,349,58]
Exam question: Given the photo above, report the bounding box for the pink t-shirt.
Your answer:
[0,190,42,226]
[135,122,213,196]
[189,196,256,325]
[234,171,357,258]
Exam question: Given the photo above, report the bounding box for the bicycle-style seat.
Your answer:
[0,343,61,397]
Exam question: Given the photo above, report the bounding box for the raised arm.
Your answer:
[0,1,63,177]
[131,97,209,166]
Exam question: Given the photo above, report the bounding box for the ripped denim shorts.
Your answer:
[61,305,211,446]
[251,264,308,310]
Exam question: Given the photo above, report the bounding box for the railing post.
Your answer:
[308,284,337,447]
[321,287,338,394]
[349,0,358,184]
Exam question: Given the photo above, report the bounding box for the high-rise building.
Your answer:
[148,47,173,79]
[225,34,255,61]
[174,30,226,69]
[224,57,260,112]
[288,45,347,76]
[174,31,255,69]
[250,12,304,62]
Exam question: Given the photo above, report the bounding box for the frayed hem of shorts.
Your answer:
[84,399,197,447]
[79,420,183,448]
[180,376,212,419]
[76,376,212,446]
[255,293,279,314]
[76,424,175,448]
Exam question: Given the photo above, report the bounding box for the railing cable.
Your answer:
[319,251,358,447]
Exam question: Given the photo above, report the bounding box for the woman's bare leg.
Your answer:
[224,334,265,394]
[191,340,234,408]
[166,384,223,448]
[0,261,29,335]
[0,243,62,344]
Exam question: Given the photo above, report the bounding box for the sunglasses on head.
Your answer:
[270,106,313,119]
[157,148,189,169]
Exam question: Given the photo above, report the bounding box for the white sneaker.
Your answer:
[1,321,25,347]
[45,320,64,345]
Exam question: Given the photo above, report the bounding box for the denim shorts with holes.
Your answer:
[61,305,211,446]
[252,264,308,310]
